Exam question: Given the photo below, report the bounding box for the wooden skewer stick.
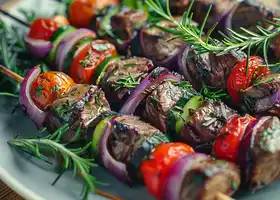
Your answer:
[0,8,30,27]
[0,65,236,200]
[0,65,24,83]
[0,65,124,200]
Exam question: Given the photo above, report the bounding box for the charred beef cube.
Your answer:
[142,81,199,133]
[162,153,240,200]
[240,74,280,115]
[111,7,148,41]
[179,159,240,200]
[229,0,277,33]
[239,116,280,190]
[170,0,190,15]
[179,100,238,151]
[106,115,169,182]
[100,57,153,109]
[182,46,245,91]
[44,84,110,141]
[140,20,186,70]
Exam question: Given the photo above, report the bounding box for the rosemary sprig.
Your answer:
[146,0,280,65]
[8,124,99,200]
[115,73,141,91]
[200,83,228,100]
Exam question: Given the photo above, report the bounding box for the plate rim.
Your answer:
[0,166,45,200]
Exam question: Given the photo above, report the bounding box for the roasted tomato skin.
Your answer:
[226,56,269,104]
[30,72,74,110]
[140,143,194,199]
[69,40,116,84]
[213,115,256,163]
[28,18,59,41]
[68,0,119,28]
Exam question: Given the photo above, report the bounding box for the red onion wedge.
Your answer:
[161,153,209,200]
[55,29,97,72]
[119,67,182,115]
[99,117,130,183]
[238,116,280,190]
[24,36,53,58]
[19,66,46,128]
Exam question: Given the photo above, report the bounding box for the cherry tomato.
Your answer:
[68,0,119,28]
[140,143,194,199]
[51,15,70,26]
[213,115,256,163]
[28,18,59,41]
[227,56,269,104]
[69,40,116,84]
[30,72,74,110]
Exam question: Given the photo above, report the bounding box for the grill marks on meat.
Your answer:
[107,115,160,163]
[142,81,185,132]
[241,74,280,114]
[191,50,245,90]
[179,159,240,200]
[180,100,237,148]
[181,46,245,91]
[230,0,276,33]
[191,0,236,30]
[111,7,148,41]
[44,84,110,140]
[247,116,280,190]
[100,57,152,106]
[170,0,190,14]
[141,20,185,63]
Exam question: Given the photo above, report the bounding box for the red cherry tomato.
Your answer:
[68,0,119,28]
[227,56,269,104]
[28,18,59,41]
[30,72,74,110]
[213,115,256,163]
[69,40,116,84]
[140,143,194,199]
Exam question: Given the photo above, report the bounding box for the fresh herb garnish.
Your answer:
[200,83,228,100]
[79,49,94,68]
[92,43,110,52]
[146,0,280,66]
[115,73,141,91]
[8,124,101,200]
[51,85,61,95]
[123,63,137,68]
[35,85,44,97]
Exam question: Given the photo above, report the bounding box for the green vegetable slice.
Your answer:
[175,96,204,134]
[91,116,113,155]
[92,56,121,85]
[48,25,76,63]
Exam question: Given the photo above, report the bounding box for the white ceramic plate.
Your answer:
[1,0,280,200]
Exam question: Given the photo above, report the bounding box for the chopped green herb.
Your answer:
[79,49,94,68]
[115,73,141,91]
[51,85,61,95]
[92,43,110,52]
[123,63,137,68]
[35,85,44,97]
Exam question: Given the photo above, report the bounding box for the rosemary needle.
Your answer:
[0,92,18,98]
[146,0,280,65]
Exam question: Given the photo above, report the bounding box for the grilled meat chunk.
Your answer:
[44,84,110,141]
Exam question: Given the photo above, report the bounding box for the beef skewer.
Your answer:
[2,5,280,195]
[0,65,238,200]
[1,5,280,117]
